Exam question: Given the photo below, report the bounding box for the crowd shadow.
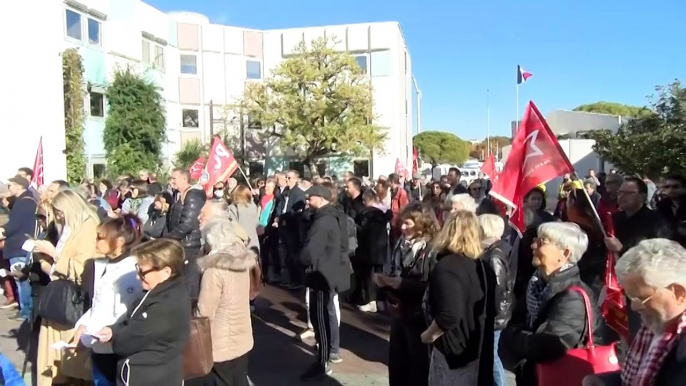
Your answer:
[6,318,36,385]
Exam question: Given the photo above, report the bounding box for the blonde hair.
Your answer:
[133,238,185,278]
[51,189,100,236]
[231,185,253,205]
[433,210,483,259]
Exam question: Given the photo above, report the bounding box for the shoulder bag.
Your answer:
[535,285,620,386]
[37,257,88,326]
[183,315,214,380]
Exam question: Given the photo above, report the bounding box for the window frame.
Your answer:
[89,90,105,118]
[65,8,82,41]
[142,39,166,73]
[180,54,198,75]
[87,17,101,46]
[354,54,368,74]
[182,109,200,128]
[246,60,262,80]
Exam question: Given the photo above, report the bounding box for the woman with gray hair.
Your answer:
[186,215,255,386]
[499,221,603,385]
[478,214,514,386]
[583,238,686,386]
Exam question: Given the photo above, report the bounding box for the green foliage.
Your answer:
[173,139,208,169]
[587,80,686,177]
[234,36,386,174]
[573,102,650,117]
[62,49,87,184]
[413,131,470,167]
[104,67,166,176]
[469,136,511,160]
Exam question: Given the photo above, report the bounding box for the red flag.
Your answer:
[412,147,419,177]
[32,137,44,188]
[599,205,631,342]
[201,137,238,195]
[188,157,205,180]
[395,158,409,179]
[481,154,496,180]
[489,101,574,233]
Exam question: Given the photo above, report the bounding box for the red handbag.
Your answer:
[535,286,620,386]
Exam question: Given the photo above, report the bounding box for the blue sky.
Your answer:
[148,0,686,140]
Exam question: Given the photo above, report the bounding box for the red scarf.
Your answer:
[622,312,686,385]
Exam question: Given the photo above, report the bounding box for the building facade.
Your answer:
[54,0,416,179]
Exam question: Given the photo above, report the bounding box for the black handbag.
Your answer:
[37,259,88,326]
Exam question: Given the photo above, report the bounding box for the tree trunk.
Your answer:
[303,158,318,179]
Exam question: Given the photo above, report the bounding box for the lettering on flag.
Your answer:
[188,157,205,181]
[203,137,238,194]
[488,101,574,233]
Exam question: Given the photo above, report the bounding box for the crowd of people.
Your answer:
[0,164,685,386]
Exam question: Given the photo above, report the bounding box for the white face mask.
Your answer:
[214,190,224,198]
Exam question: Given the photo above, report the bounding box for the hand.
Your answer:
[272,221,279,228]
[94,327,113,343]
[0,228,4,239]
[71,325,87,346]
[372,273,384,287]
[420,329,436,344]
[582,375,606,386]
[604,236,623,253]
[107,209,118,218]
[33,240,57,258]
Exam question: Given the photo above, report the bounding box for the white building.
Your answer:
[9,0,416,181]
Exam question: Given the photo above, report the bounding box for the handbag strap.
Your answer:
[477,259,488,359]
[568,285,595,347]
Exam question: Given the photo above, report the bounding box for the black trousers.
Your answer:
[259,233,279,281]
[185,352,249,386]
[351,262,382,305]
[310,288,333,367]
[388,318,430,386]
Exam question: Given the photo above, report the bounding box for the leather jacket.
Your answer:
[482,240,514,329]
[165,187,206,250]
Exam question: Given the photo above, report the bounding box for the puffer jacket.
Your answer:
[196,248,255,363]
[165,187,206,249]
[481,240,514,329]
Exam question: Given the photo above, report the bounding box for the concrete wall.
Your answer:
[0,0,67,181]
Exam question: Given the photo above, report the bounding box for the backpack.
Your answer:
[344,215,357,256]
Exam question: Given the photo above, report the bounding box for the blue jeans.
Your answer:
[92,353,117,386]
[493,330,506,386]
[9,256,31,319]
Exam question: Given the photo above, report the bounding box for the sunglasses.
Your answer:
[135,264,159,279]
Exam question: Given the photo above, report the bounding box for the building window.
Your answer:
[154,45,165,71]
[93,164,106,179]
[182,109,199,128]
[90,91,104,117]
[180,55,197,75]
[142,41,150,63]
[246,60,261,80]
[354,55,368,73]
[65,9,82,40]
[88,18,100,45]
[353,160,370,177]
[248,162,264,177]
[371,50,392,77]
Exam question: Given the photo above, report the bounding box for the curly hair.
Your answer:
[398,202,440,240]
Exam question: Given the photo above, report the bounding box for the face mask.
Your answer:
[214,190,224,198]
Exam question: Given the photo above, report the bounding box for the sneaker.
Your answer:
[296,328,315,341]
[329,352,343,364]
[300,363,332,381]
[0,301,18,310]
[358,302,377,313]
[7,313,26,322]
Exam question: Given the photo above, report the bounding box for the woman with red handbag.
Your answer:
[499,221,608,385]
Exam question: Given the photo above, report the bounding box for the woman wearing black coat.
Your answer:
[499,222,603,385]
[92,239,191,386]
[352,190,391,309]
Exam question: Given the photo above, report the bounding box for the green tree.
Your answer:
[173,139,208,169]
[574,102,650,117]
[413,131,470,167]
[62,49,87,183]
[587,80,686,177]
[104,67,166,176]
[234,37,386,175]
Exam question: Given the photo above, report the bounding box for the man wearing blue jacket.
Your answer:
[1,176,37,320]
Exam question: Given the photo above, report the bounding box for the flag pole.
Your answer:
[516,83,520,133]
[487,88,490,158]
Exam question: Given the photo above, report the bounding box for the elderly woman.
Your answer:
[583,238,686,386]
[420,210,496,385]
[450,193,477,214]
[186,215,255,386]
[479,214,514,386]
[500,222,602,385]
[93,239,191,386]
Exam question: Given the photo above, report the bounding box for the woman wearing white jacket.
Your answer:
[71,214,144,386]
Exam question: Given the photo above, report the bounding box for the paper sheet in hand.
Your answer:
[0,269,7,278]
[21,239,36,253]
[51,341,76,350]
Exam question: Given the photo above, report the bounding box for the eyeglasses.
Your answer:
[626,292,658,307]
[135,264,159,279]
[533,237,551,248]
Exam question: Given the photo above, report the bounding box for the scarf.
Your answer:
[621,312,686,386]
[526,263,574,328]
